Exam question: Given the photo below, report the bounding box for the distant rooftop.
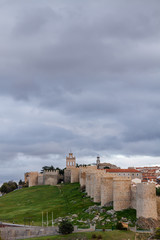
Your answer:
[106,169,140,173]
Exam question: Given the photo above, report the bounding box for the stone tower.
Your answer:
[96,156,100,168]
[66,153,76,168]
[136,183,157,220]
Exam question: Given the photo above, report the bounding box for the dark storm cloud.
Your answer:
[0,0,160,182]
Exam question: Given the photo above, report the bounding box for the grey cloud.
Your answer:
[0,0,160,182]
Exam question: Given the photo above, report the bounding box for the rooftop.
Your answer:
[105,169,140,173]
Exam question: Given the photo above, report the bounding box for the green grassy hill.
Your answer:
[0,183,95,226]
[0,183,136,228]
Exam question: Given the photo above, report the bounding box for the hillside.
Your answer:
[0,183,136,228]
[0,183,95,226]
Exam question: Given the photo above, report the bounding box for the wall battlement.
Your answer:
[43,170,59,174]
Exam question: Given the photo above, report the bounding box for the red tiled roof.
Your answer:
[143,176,157,179]
[106,169,140,173]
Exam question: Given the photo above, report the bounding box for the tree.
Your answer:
[0,181,18,194]
[18,179,28,188]
[40,165,55,173]
[59,219,74,234]
[56,167,64,175]
[156,187,160,196]
[40,166,64,175]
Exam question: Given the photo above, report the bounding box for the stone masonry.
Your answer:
[24,170,60,187]
[101,175,114,207]
[70,158,158,220]
[24,153,159,221]
[136,183,158,220]
[113,177,131,211]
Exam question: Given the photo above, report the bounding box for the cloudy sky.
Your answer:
[0,0,160,183]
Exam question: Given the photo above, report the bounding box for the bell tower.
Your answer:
[96,155,100,168]
[66,153,76,168]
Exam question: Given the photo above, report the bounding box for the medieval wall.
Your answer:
[79,169,86,187]
[90,173,95,199]
[24,172,39,187]
[38,173,43,185]
[93,173,102,203]
[71,168,79,183]
[101,176,114,207]
[157,196,160,220]
[86,173,91,196]
[113,177,131,211]
[43,170,59,186]
[136,183,157,220]
[131,185,137,209]
[64,169,71,183]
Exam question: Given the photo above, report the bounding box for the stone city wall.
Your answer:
[113,177,131,211]
[157,196,160,220]
[79,170,86,188]
[136,183,158,220]
[38,173,43,185]
[24,172,39,187]
[93,171,106,203]
[0,226,58,240]
[64,169,71,183]
[86,173,92,197]
[131,185,137,209]
[71,168,79,183]
[43,170,59,186]
[90,173,95,199]
[101,175,114,207]
[25,170,60,187]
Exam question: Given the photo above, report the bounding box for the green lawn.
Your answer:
[0,183,136,229]
[0,183,96,225]
[20,230,150,240]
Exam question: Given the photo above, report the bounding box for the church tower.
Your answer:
[96,155,100,168]
[66,153,76,168]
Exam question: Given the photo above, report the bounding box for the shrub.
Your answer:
[59,219,74,235]
[154,228,160,239]
[91,233,97,238]
[156,187,160,196]
[116,222,127,230]
[97,234,103,239]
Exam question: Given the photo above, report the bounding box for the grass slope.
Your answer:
[0,183,95,225]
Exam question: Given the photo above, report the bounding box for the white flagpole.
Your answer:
[42,212,43,227]
[52,212,53,227]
